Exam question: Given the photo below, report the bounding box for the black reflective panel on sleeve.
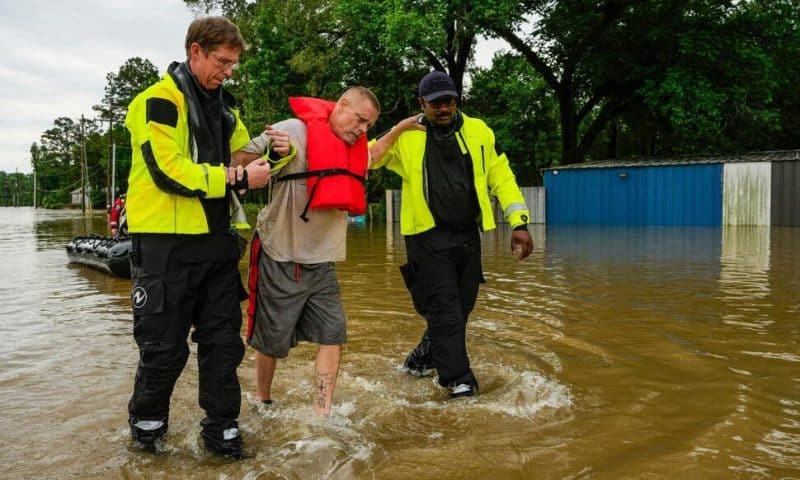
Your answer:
[141,141,206,197]
[146,97,178,128]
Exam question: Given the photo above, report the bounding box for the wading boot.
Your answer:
[403,335,435,377]
[202,428,248,460]
[129,418,167,450]
[448,383,479,399]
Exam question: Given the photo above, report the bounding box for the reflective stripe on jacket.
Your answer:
[371,112,529,235]
[124,73,250,234]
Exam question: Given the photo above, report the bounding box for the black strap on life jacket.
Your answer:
[277,168,366,222]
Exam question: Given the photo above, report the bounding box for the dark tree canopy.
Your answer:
[7,1,798,206]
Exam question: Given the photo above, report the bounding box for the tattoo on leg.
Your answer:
[315,371,335,409]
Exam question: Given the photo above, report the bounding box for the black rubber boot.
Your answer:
[202,431,248,460]
[403,332,435,377]
[129,418,168,449]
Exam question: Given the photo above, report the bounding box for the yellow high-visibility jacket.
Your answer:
[371,113,529,235]
[125,69,250,234]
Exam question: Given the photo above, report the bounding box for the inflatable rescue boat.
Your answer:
[66,234,132,278]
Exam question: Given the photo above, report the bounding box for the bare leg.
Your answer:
[313,345,341,416]
[255,350,278,402]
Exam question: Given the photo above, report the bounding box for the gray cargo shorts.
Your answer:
[249,253,346,358]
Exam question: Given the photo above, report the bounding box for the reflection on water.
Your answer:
[0,208,799,479]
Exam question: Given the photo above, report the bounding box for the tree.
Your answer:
[179,0,798,170]
[181,0,478,124]
[93,57,160,205]
[32,116,102,208]
[744,0,800,150]
[467,53,561,185]
[39,117,80,164]
[473,0,800,163]
[624,1,782,156]
[341,0,477,94]
[0,171,33,207]
[95,57,160,123]
[187,0,482,199]
[470,0,673,164]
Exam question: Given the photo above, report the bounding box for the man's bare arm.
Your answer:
[369,115,425,166]
[231,150,263,167]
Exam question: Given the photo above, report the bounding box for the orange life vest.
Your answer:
[282,97,368,221]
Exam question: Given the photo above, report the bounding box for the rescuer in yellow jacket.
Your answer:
[123,16,274,460]
[126,53,263,233]
[370,71,533,399]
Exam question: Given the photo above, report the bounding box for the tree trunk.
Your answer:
[559,94,579,165]
[607,121,618,159]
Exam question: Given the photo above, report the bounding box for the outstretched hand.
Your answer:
[511,229,533,260]
[396,114,427,132]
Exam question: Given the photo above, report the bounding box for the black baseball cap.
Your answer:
[418,71,458,101]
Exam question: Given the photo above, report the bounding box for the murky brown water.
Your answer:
[1,207,798,479]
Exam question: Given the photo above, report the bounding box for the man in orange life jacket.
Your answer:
[235,87,380,416]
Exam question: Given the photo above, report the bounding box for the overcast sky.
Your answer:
[0,0,195,173]
[0,0,503,174]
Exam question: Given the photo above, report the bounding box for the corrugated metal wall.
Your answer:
[723,163,771,226]
[491,186,545,224]
[387,187,544,225]
[771,161,800,227]
[544,164,723,225]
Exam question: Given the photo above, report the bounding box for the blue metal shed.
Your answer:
[543,151,800,226]
[544,162,722,225]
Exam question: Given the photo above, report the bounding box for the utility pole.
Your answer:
[33,161,36,208]
[107,113,113,209]
[80,114,86,213]
[14,168,19,207]
[106,105,125,209]
[111,143,116,208]
[80,114,90,213]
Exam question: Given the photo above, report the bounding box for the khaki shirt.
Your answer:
[243,119,347,263]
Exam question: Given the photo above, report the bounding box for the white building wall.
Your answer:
[490,186,545,224]
[723,163,771,226]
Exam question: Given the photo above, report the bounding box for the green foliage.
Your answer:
[366,168,401,203]
[27,57,155,209]
[95,57,158,201]
[97,57,159,119]
[0,171,33,206]
[31,117,106,209]
[466,54,561,185]
[237,0,338,129]
[24,0,800,209]
[734,0,800,150]
[605,0,789,156]
[475,0,800,161]
[368,201,386,222]
[33,117,84,207]
[241,201,263,227]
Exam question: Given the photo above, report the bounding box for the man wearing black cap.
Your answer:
[370,71,533,398]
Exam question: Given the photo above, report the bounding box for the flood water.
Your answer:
[0,206,798,479]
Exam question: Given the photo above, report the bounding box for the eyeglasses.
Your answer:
[206,50,239,71]
[427,96,457,109]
